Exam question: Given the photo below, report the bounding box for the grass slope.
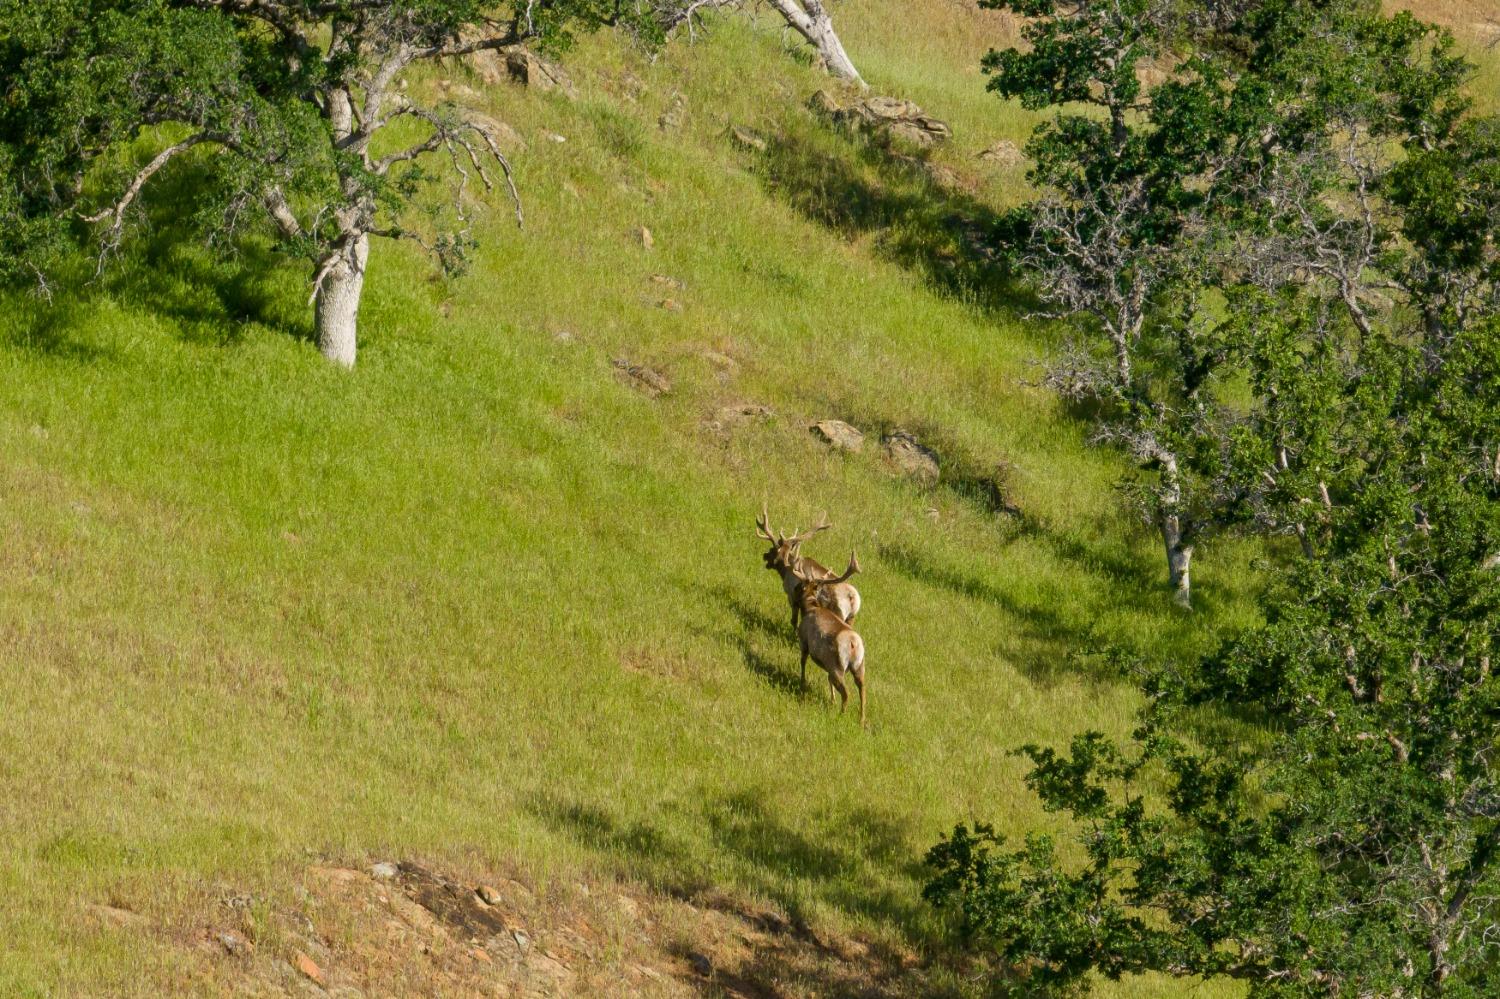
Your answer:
[10,0,1486,993]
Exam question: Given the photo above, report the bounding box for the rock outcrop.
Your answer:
[810,420,865,453]
[613,358,671,398]
[882,429,940,483]
[978,139,1025,166]
[810,90,952,147]
[729,125,769,152]
[504,48,577,98]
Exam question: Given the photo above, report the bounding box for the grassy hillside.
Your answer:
[4,1,1488,995]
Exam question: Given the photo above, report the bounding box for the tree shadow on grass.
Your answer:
[670,941,953,999]
[6,159,315,359]
[98,162,314,347]
[105,235,310,348]
[757,126,1037,322]
[528,786,948,990]
[527,794,696,879]
[1027,523,1166,600]
[702,583,808,700]
[877,538,1172,688]
[0,293,121,363]
[700,791,933,941]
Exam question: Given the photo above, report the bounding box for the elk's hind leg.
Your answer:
[830,671,849,714]
[850,665,867,728]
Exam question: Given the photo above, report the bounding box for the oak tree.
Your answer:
[0,0,640,366]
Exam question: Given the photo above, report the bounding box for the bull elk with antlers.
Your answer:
[756,504,862,635]
[793,552,867,726]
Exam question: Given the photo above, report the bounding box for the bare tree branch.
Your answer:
[373,108,522,228]
[263,184,305,241]
[468,121,523,228]
[374,130,446,174]
[658,0,739,38]
[408,28,522,63]
[81,132,218,244]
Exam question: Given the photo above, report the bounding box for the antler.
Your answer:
[794,549,860,585]
[755,502,777,542]
[785,511,832,546]
[829,549,860,584]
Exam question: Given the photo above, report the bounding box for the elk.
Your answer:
[793,551,867,726]
[755,504,862,634]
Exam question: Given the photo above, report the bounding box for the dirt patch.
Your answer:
[620,646,703,680]
[397,863,511,938]
[1388,0,1498,37]
[145,858,940,997]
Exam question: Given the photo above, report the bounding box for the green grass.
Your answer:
[10,0,1473,994]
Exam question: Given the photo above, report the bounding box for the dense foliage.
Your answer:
[927,1,1500,995]
[977,0,1230,606]
[927,314,1500,995]
[975,0,1480,605]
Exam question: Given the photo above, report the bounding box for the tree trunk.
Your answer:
[805,4,862,85]
[1162,516,1193,609]
[766,0,864,86]
[1110,104,1128,153]
[1156,451,1193,609]
[314,233,368,368]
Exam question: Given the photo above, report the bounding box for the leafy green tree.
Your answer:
[0,0,649,367]
[928,3,1500,995]
[1202,2,1479,562]
[925,307,1500,997]
[982,0,1480,605]
[979,0,1253,607]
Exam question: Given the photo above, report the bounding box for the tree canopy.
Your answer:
[927,1,1500,995]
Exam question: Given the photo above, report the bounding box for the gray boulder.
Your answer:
[978,139,1025,167]
[812,92,952,148]
[882,429,940,483]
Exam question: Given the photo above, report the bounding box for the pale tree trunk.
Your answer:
[315,232,368,368]
[765,0,864,86]
[1276,446,1318,558]
[1157,452,1194,609]
[1161,515,1193,609]
[313,82,370,369]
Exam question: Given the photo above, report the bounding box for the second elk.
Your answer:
[791,552,867,726]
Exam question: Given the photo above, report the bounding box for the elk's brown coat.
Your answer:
[793,553,867,727]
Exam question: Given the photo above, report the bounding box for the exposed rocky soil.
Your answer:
[614,357,673,397]
[118,859,936,997]
[881,431,940,484]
